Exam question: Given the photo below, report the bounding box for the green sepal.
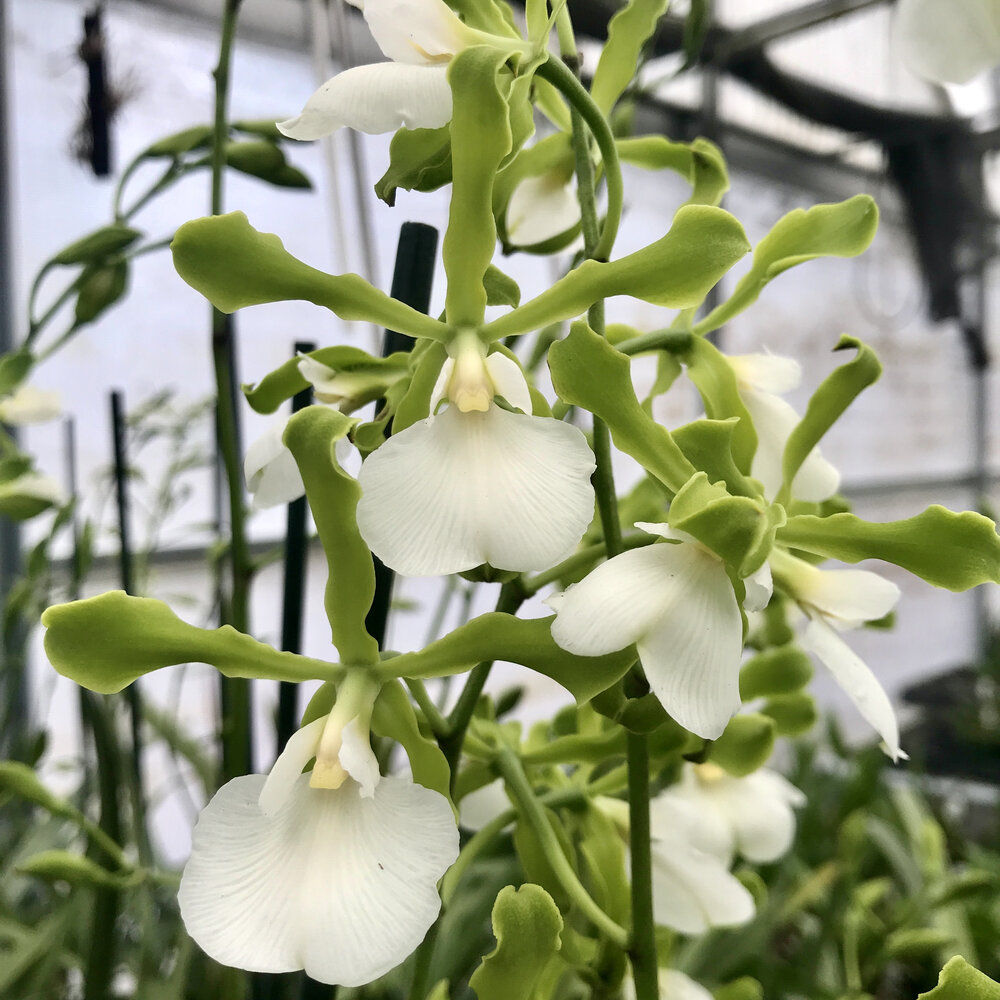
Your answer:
[41,591,340,693]
[590,0,670,114]
[222,140,311,189]
[673,419,754,498]
[714,977,765,1000]
[760,692,818,737]
[392,341,448,433]
[549,322,696,493]
[0,349,33,396]
[484,265,521,308]
[469,885,563,1000]
[283,406,378,666]
[682,335,757,474]
[18,851,131,891]
[371,680,452,803]
[642,351,684,412]
[918,957,1000,999]
[51,223,142,266]
[171,212,449,341]
[375,126,452,206]
[705,713,776,776]
[884,928,956,961]
[443,46,513,326]
[484,205,750,340]
[739,645,813,700]
[243,346,409,414]
[777,506,1000,591]
[777,337,880,506]
[695,194,879,335]
[577,804,630,925]
[667,473,784,576]
[380,613,637,703]
[301,681,337,727]
[617,135,729,207]
[74,259,128,327]
[143,125,213,157]
[231,119,285,140]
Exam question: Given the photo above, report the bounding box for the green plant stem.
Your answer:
[616,329,695,357]
[404,677,449,737]
[625,730,659,1000]
[497,746,629,947]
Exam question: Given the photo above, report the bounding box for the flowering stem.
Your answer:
[497,746,629,948]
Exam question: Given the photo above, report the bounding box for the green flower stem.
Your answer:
[404,677,449,738]
[496,745,629,948]
[521,532,653,595]
[625,730,659,1000]
[209,0,253,785]
[616,329,695,357]
[534,57,623,264]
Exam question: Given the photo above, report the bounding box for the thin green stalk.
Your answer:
[497,746,628,948]
[404,677,449,737]
[625,731,658,1000]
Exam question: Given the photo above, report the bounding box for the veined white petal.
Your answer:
[484,352,532,414]
[743,561,773,613]
[638,546,743,740]
[895,0,1000,83]
[363,0,474,64]
[277,64,452,139]
[802,616,904,762]
[179,774,459,986]
[0,385,61,425]
[429,357,454,414]
[357,404,596,576]
[245,421,305,508]
[505,172,581,247]
[652,784,733,865]
[793,446,842,504]
[728,353,801,395]
[339,717,380,798]
[459,778,512,831]
[259,716,326,817]
[796,563,901,626]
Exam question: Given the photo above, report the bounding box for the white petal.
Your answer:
[357,404,596,576]
[505,172,581,247]
[659,970,715,1000]
[549,544,692,657]
[798,566,901,626]
[0,385,61,425]
[895,0,1000,83]
[277,64,452,139]
[179,774,459,986]
[484,352,533,414]
[259,716,326,817]
[2,473,65,505]
[637,546,743,739]
[458,778,512,831]
[429,357,454,414]
[634,520,677,541]
[245,421,305,508]
[652,785,733,865]
[339,717,380,798]
[802,617,904,761]
[743,561,773,613]
[728,353,801,395]
[792,446,842,504]
[363,0,473,64]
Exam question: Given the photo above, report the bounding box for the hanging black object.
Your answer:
[78,7,112,177]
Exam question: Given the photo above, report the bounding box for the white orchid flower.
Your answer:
[771,548,906,761]
[244,419,307,509]
[548,524,743,739]
[895,0,1000,83]
[0,384,61,425]
[728,352,840,504]
[277,0,523,139]
[599,795,755,936]
[356,336,596,576]
[658,762,805,867]
[622,968,715,1000]
[0,472,66,509]
[179,678,460,987]
[505,169,581,248]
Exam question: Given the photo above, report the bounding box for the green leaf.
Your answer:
[243,346,408,414]
[371,681,452,802]
[483,265,521,308]
[443,47,513,326]
[469,884,563,1000]
[74,260,128,326]
[51,223,142,265]
[231,119,285,140]
[549,322,696,493]
[706,713,776,776]
[144,125,213,157]
[695,195,879,335]
[617,135,729,207]
[590,0,670,114]
[381,613,637,703]
[740,645,814,700]
[223,140,311,188]
[171,212,448,341]
[484,205,750,339]
[884,928,956,961]
[672,419,753,498]
[0,349,33,396]
[577,804,630,925]
[777,337,880,506]
[283,406,378,666]
[918,957,1000,999]
[42,591,340,693]
[777,506,1000,592]
[375,126,453,206]
[18,851,130,890]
